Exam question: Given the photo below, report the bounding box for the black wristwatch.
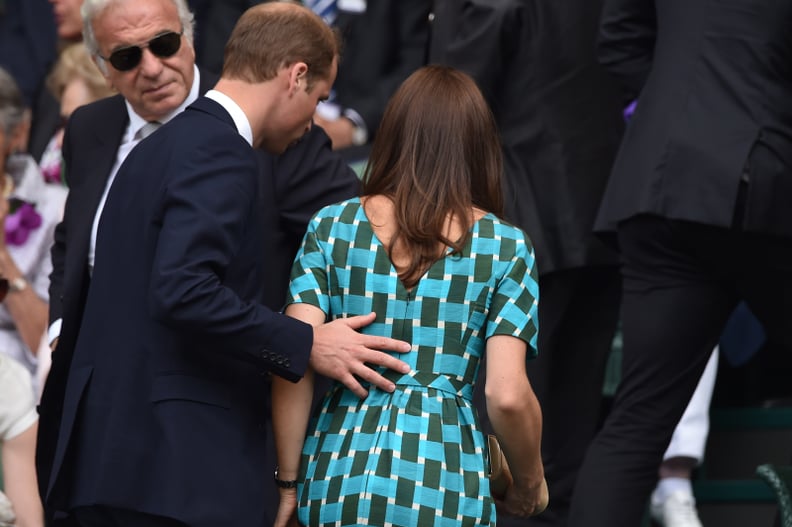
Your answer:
[274,466,298,489]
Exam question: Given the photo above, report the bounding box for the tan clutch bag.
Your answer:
[488,434,512,498]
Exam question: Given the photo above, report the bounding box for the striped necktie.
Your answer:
[306,0,337,26]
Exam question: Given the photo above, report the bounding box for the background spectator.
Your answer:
[569,0,792,524]
[0,66,66,395]
[0,0,57,108]
[38,42,115,185]
[27,0,85,163]
[0,354,43,527]
[310,0,432,155]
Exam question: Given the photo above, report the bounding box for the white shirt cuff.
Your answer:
[48,318,62,345]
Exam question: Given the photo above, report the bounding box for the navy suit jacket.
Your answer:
[38,73,218,521]
[45,97,313,526]
[38,62,359,519]
[594,0,792,237]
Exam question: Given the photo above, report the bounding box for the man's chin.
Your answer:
[141,90,184,114]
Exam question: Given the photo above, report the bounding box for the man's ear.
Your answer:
[290,62,309,94]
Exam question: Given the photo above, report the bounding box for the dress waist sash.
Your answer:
[382,370,474,402]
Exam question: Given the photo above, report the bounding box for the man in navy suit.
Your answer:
[569,0,792,524]
[37,2,408,525]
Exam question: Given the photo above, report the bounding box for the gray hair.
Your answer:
[82,0,195,74]
[0,67,27,140]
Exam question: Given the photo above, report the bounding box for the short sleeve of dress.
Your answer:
[0,356,38,441]
[287,215,331,315]
[484,229,540,357]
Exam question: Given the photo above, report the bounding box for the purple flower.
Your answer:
[41,163,62,185]
[5,202,42,246]
[623,100,638,121]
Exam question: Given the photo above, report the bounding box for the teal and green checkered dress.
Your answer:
[287,198,539,527]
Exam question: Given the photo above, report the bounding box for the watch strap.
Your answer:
[274,466,298,489]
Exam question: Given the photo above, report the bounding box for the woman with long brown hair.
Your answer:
[273,64,547,526]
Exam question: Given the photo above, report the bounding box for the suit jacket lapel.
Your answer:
[80,95,129,214]
[64,96,128,322]
[71,76,218,290]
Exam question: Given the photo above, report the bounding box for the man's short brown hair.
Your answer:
[222,2,340,90]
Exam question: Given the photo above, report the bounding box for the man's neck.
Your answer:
[213,77,278,146]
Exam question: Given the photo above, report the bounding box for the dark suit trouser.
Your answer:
[71,506,187,527]
[475,266,621,527]
[568,214,792,527]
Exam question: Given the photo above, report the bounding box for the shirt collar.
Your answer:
[124,64,202,143]
[204,89,254,146]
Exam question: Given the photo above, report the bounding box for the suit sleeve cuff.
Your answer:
[263,315,313,382]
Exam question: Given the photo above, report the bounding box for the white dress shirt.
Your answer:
[48,65,202,344]
[205,89,253,146]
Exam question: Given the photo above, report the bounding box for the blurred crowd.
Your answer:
[0,0,790,526]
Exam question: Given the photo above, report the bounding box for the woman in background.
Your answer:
[0,65,56,527]
[0,67,67,390]
[273,65,548,526]
[0,353,43,527]
[39,42,115,184]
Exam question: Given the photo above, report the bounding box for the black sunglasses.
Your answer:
[102,31,183,72]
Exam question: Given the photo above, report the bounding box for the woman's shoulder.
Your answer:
[308,198,365,239]
[313,197,363,222]
[477,214,533,248]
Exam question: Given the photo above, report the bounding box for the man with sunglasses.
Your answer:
[35,1,403,526]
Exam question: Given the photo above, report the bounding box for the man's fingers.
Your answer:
[343,312,377,330]
[351,361,397,394]
[332,369,369,398]
[333,314,411,352]
[372,336,412,354]
[338,348,410,397]
[311,315,413,398]
[359,348,410,374]
[357,332,411,354]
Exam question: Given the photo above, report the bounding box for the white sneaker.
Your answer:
[650,490,703,527]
